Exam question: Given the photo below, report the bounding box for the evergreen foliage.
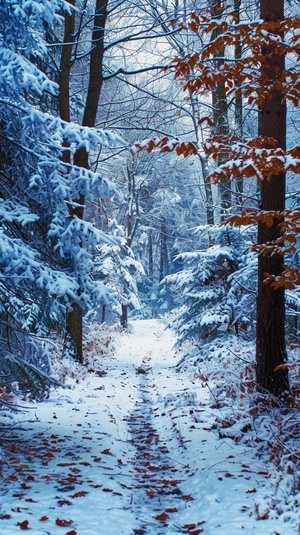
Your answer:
[92,221,144,323]
[164,225,255,347]
[0,0,126,401]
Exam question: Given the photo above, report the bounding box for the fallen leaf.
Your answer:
[146,490,155,497]
[39,516,49,522]
[257,510,269,520]
[162,479,178,486]
[55,518,73,527]
[182,494,195,501]
[57,499,72,506]
[101,448,111,455]
[166,507,178,513]
[66,531,77,535]
[7,475,18,481]
[17,520,30,530]
[25,498,37,503]
[70,491,88,498]
[155,512,169,521]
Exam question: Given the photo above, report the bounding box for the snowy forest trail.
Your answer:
[0,320,296,535]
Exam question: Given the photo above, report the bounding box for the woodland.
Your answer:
[0,0,300,533]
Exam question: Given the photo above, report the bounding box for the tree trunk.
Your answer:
[148,230,153,279]
[121,304,128,329]
[159,221,169,282]
[256,0,289,399]
[233,0,243,210]
[211,0,230,222]
[65,0,108,362]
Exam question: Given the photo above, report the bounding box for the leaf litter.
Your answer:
[0,319,299,534]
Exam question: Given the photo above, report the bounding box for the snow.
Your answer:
[0,319,299,534]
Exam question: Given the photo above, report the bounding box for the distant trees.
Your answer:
[134,0,300,399]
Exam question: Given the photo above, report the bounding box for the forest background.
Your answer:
[0,0,300,462]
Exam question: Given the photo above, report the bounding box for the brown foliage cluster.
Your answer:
[133,11,300,289]
[173,13,300,107]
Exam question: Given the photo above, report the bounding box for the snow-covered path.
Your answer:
[0,320,297,534]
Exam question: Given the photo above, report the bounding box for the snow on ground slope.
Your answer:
[0,319,299,534]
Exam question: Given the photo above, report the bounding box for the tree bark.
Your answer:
[65,0,108,362]
[256,0,289,399]
[211,0,230,222]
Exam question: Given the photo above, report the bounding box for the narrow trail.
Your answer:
[127,363,184,534]
[0,319,286,535]
[123,325,198,535]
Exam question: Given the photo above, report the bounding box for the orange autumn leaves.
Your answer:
[132,11,300,290]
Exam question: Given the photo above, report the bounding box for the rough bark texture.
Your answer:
[65,0,108,362]
[256,0,289,399]
[211,0,230,221]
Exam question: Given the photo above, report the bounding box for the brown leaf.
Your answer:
[70,491,88,498]
[55,518,73,527]
[156,512,169,521]
[101,448,111,455]
[7,475,18,481]
[166,507,178,513]
[39,516,49,522]
[146,490,155,497]
[17,520,30,530]
[257,510,269,521]
[66,531,77,535]
[57,499,72,506]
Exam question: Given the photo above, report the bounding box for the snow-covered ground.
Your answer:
[0,319,299,534]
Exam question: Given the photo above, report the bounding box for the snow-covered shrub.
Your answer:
[164,225,256,349]
[92,221,144,325]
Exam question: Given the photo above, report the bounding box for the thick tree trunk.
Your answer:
[256,0,289,399]
[65,0,108,362]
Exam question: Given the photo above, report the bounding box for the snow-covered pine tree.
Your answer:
[0,0,126,402]
[92,220,144,327]
[164,225,255,349]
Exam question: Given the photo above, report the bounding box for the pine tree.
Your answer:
[0,0,125,399]
[164,225,254,347]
